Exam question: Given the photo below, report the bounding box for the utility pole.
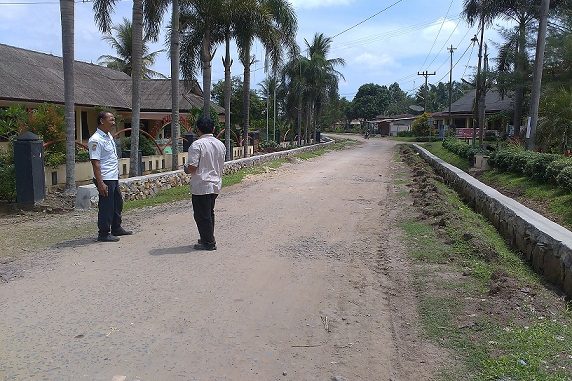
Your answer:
[418,71,436,138]
[448,45,456,129]
[418,71,436,113]
[527,0,550,150]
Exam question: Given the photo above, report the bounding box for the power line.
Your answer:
[330,0,406,39]
[421,0,454,68]
[436,41,472,83]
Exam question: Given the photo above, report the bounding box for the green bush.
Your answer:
[397,131,415,137]
[0,146,15,201]
[523,153,560,181]
[76,149,90,162]
[443,138,472,158]
[557,166,572,190]
[508,150,536,174]
[546,158,572,184]
[120,135,156,156]
[44,150,66,168]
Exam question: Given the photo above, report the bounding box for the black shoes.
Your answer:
[111,228,133,236]
[193,243,217,251]
[97,234,120,242]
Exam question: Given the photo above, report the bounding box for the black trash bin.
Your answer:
[14,131,45,205]
[315,130,321,143]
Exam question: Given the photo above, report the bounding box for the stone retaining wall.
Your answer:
[75,139,334,209]
[413,144,572,297]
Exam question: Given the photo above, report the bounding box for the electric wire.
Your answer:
[330,0,406,39]
[420,0,454,68]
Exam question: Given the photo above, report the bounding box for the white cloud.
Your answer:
[353,52,393,69]
[421,18,459,41]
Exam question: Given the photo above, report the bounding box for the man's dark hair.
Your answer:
[196,116,215,134]
[97,111,110,125]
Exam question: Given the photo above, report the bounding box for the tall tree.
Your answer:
[301,33,345,141]
[60,0,75,193]
[179,0,225,117]
[98,18,167,78]
[235,0,297,157]
[93,0,163,176]
[463,0,501,145]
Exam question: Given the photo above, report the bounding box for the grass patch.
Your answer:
[422,141,471,171]
[397,145,572,380]
[480,169,572,230]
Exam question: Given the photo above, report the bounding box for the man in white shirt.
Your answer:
[184,116,226,250]
[89,111,132,242]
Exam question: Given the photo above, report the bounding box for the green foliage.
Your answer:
[212,76,266,128]
[75,149,90,162]
[523,153,560,181]
[537,87,572,153]
[27,104,66,153]
[0,105,27,140]
[396,131,415,137]
[546,158,572,183]
[412,113,432,136]
[556,166,572,190]
[442,138,489,163]
[120,134,156,156]
[0,145,16,201]
[44,151,66,168]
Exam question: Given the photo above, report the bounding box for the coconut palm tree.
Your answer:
[463,0,502,145]
[235,0,297,157]
[179,0,226,117]
[98,18,167,79]
[93,0,163,176]
[302,33,345,142]
[60,0,75,193]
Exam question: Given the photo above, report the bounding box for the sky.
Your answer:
[0,0,509,101]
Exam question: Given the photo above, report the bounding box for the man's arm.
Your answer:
[91,159,108,196]
[183,163,198,175]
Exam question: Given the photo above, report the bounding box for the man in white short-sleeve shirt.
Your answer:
[184,116,226,250]
[89,112,132,242]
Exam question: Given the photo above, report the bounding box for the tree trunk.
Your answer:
[297,95,302,146]
[129,0,143,177]
[60,0,75,193]
[223,31,232,161]
[242,44,251,158]
[512,17,526,137]
[528,0,550,150]
[473,19,485,147]
[202,30,212,117]
[171,0,180,170]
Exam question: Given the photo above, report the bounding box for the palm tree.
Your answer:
[93,0,163,176]
[463,0,501,145]
[235,0,297,157]
[302,33,345,142]
[98,18,167,79]
[60,0,75,193]
[179,0,225,117]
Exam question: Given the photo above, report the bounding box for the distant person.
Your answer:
[184,116,226,250]
[89,111,132,242]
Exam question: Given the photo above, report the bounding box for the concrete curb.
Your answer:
[412,144,572,297]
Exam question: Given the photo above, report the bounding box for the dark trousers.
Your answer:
[192,194,218,245]
[98,180,123,237]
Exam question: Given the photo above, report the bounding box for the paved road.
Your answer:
[0,137,431,381]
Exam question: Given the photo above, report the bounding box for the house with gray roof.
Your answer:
[432,89,514,132]
[0,43,224,144]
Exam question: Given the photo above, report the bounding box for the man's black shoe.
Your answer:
[97,234,120,242]
[197,239,216,245]
[193,243,216,251]
[111,228,133,236]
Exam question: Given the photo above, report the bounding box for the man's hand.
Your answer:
[97,181,108,197]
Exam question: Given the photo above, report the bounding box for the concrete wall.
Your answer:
[75,139,333,209]
[413,144,572,297]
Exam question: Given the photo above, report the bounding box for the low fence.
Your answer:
[75,138,333,209]
[412,144,572,297]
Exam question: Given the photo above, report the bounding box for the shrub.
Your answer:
[120,135,156,156]
[443,138,472,158]
[0,145,15,201]
[44,150,66,168]
[546,158,572,184]
[397,131,415,137]
[523,153,560,181]
[76,149,90,162]
[557,166,572,190]
[508,150,536,175]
